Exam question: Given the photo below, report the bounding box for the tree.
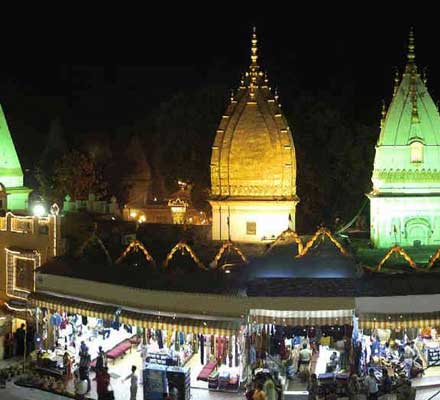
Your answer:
[52,150,107,202]
[149,85,228,200]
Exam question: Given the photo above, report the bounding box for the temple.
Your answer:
[0,104,31,212]
[369,29,440,248]
[209,28,298,242]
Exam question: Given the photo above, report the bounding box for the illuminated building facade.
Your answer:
[0,104,32,212]
[209,29,298,242]
[369,29,440,247]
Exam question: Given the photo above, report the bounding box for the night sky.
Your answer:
[0,13,435,170]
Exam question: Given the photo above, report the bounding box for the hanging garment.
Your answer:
[50,313,62,327]
[210,335,215,356]
[216,336,222,364]
[193,334,198,353]
[157,330,164,349]
[175,331,180,352]
[261,327,268,354]
[179,332,184,345]
[228,337,233,367]
[235,335,240,367]
[200,334,205,364]
[222,336,228,365]
[166,330,172,348]
[249,345,257,365]
[81,315,88,326]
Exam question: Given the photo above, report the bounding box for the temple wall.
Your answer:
[370,196,440,248]
[210,200,296,243]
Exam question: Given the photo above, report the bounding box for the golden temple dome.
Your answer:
[210,28,297,200]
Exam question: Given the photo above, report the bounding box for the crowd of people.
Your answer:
[59,340,138,400]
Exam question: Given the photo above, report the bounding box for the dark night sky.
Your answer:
[0,12,436,168]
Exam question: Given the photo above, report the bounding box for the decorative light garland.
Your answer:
[375,245,418,272]
[212,241,248,269]
[265,228,303,256]
[299,227,348,257]
[76,232,112,264]
[164,241,205,269]
[116,240,155,266]
[427,248,440,270]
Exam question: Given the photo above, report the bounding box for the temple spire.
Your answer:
[405,27,417,74]
[250,26,259,70]
[393,68,400,97]
[380,100,387,129]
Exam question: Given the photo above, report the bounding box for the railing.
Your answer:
[0,216,6,231]
[425,390,440,400]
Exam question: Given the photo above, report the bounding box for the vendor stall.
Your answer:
[247,308,354,397]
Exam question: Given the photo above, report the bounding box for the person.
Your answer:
[298,343,312,381]
[124,365,138,400]
[74,370,88,400]
[263,378,277,400]
[15,323,26,356]
[80,340,87,354]
[364,368,379,400]
[381,368,392,399]
[63,352,72,382]
[404,341,415,378]
[79,347,91,393]
[95,366,111,400]
[95,346,105,372]
[252,381,266,400]
[327,351,339,372]
[245,383,255,400]
[346,374,360,400]
[326,388,337,400]
[307,373,319,400]
[396,379,415,400]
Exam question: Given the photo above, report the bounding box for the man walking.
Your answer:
[364,368,379,400]
[124,365,138,400]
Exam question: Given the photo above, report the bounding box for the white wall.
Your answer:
[210,201,296,242]
[370,196,440,247]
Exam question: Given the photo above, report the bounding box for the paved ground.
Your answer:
[0,383,243,400]
[1,380,69,400]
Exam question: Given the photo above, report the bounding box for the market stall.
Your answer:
[28,291,244,398]
[353,294,440,390]
[247,308,354,398]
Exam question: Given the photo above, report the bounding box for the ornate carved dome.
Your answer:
[372,28,440,193]
[210,29,297,201]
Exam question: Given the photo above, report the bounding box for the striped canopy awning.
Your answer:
[121,310,239,336]
[249,309,354,326]
[28,292,240,336]
[29,292,116,321]
[358,312,440,329]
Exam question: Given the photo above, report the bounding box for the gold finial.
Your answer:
[248,27,261,97]
[274,88,279,102]
[250,26,258,69]
[407,27,416,64]
[393,68,400,96]
[230,89,235,102]
[380,100,387,129]
[264,71,269,84]
[405,27,418,75]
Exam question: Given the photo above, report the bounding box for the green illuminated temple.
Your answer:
[0,104,31,212]
[369,29,440,248]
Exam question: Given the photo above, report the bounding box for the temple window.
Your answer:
[410,141,424,163]
[246,222,257,235]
